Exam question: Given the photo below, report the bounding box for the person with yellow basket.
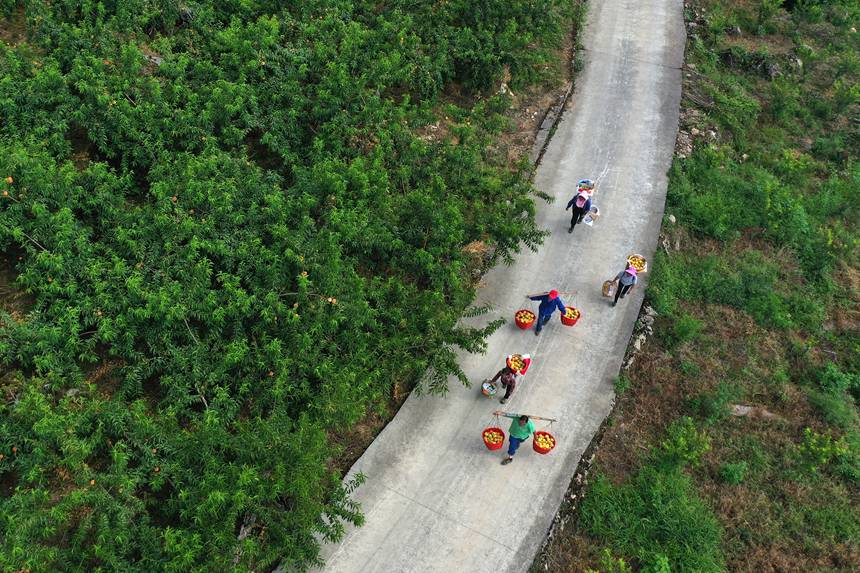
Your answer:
[488,354,532,404]
[611,264,638,307]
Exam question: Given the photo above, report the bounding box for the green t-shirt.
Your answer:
[508,418,536,440]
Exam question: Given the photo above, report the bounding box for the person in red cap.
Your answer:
[612,265,638,307]
[527,290,566,336]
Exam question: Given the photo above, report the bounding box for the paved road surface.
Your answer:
[317,1,685,571]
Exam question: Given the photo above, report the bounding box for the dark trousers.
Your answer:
[534,313,552,333]
[614,282,633,304]
[502,381,515,400]
[569,206,587,230]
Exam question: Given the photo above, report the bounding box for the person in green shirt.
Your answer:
[494,410,536,465]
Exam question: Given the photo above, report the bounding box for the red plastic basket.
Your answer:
[514,309,536,330]
[482,427,505,451]
[560,306,581,326]
[532,431,557,454]
[506,354,531,375]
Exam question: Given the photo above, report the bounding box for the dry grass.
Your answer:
[826,265,860,333]
[85,359,125,398]
[720,33,795,56]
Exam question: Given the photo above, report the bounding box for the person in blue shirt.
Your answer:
[565,189,592,234]
[528,290,566,336]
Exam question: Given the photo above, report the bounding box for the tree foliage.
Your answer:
[0,1,569,570]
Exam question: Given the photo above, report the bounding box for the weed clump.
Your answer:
[581,465,724,573]
[718,461,748,484]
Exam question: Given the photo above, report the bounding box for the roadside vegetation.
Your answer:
[0,1,580,571]
[534,0,859,571]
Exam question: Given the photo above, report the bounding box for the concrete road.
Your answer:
[317,1,685,571]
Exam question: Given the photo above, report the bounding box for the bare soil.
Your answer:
[0,5,26,47]
[0,260,34,320]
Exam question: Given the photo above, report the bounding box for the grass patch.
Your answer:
[581,465,724,573]
[718,461,748,484]
[689,382,741,425]
[615,374,632,396]
[807,389,859,430]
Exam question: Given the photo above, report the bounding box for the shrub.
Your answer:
[812,134,847,162]
[587,549,633,573]
[660,417,712,468]
[708,78,761,142]
[817,362,860,395]
[769,79,804,124]
[665,313,704,349]
[589,551,673,573]
[718,461,749,485]
[769,364,791,387]
[834,431,860,485]
[756,0,785,32]
[796,427,849,475]
[644,555,673,573]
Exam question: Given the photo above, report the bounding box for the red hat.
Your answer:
[548,290,559,299]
